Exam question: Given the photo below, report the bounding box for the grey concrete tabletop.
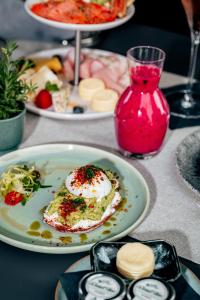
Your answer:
[4,41,200,264]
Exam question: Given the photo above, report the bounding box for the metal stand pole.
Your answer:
[74,30,81,86]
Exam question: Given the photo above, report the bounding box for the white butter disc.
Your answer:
[78,78,105,102]
[116,243,155,280]
[91,89,118,112]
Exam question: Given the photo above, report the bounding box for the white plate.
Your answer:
[25,47,129,120]
[25,0,135,31]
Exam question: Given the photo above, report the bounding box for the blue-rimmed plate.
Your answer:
[0,144,150,254]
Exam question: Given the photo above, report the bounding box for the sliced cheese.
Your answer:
[52,85,71,113]
[27,66,63,94]
[78,78,105,102]
[91,89,118,112]
[116,243,155,280]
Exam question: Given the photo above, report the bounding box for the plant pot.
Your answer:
[0,105,26,152]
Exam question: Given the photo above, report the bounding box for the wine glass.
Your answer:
[166,0,200,118]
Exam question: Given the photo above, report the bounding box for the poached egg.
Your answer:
[65,166,112,202]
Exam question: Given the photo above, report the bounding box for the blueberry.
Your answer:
[73,106,84,114]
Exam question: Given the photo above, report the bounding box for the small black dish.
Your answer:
[90,240,181,283]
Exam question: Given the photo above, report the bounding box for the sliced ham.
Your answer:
[118,73,130,87]
[92,68,125,95]
[63,59,74,82]
[80,57,93,79]
[89,59,105,74]
[63,50,128,94]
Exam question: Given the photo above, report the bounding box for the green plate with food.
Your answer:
[0,144,149,253]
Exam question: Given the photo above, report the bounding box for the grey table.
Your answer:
[0,41,200,300]
[21,70,199,262]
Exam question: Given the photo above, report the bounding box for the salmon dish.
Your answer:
[31,0,131,24]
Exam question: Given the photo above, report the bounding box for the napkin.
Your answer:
[162,82,200,130]
[60,271,89,300]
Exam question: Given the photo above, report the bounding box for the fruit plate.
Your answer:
[0,144,150,254]
[25,47,129,120]
[25,0,135,31]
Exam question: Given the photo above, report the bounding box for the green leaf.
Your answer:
[21,199,27,206]
[45,81,59,92]
[39,184,52,188]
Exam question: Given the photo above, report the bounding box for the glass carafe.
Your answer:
[115,46,170,159]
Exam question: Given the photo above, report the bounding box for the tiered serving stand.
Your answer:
[25,0,134,86]
[24,1,134,120]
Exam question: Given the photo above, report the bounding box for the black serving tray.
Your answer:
[90,240,181,282]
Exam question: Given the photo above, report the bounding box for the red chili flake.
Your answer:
[4,191,24,206]
[73,165,101,186]
[60,197,86,218]
[89,204,94,209]
[60,200,77,218]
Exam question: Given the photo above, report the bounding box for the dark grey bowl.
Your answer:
[90,240,181,282]
[176,129,200,195]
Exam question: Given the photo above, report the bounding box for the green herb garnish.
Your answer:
[80,205,87,213]
[86,167,95,179]
[0,42,36,120]
[45,81,59,92]
[58,191,67,197]
[72,197,85,205]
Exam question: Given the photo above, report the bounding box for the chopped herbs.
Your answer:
[58,191,67,196]
[85,167,95,179]
[80,205,87,213]
[72,197,85,205]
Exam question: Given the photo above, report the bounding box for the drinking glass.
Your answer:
[115,46,170,159]
[166,0,200,118]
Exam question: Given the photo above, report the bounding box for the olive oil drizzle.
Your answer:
[79,233,88,243]
[102,230,111,235]
[59,236,72,244]
[30,221,41,230]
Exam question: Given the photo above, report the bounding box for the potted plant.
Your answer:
[0,42,35,152]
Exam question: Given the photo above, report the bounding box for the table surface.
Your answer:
[0,40,200,300]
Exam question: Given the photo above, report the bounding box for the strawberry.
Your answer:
[35,89,52,109]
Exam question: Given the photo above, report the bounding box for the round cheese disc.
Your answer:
[91,88,118,112]
[78,78,105,102]
[116,243,155,280]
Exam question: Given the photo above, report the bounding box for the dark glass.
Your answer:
[166,0,200,119]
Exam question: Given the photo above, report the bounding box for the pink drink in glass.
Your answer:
[115,46,170,158]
